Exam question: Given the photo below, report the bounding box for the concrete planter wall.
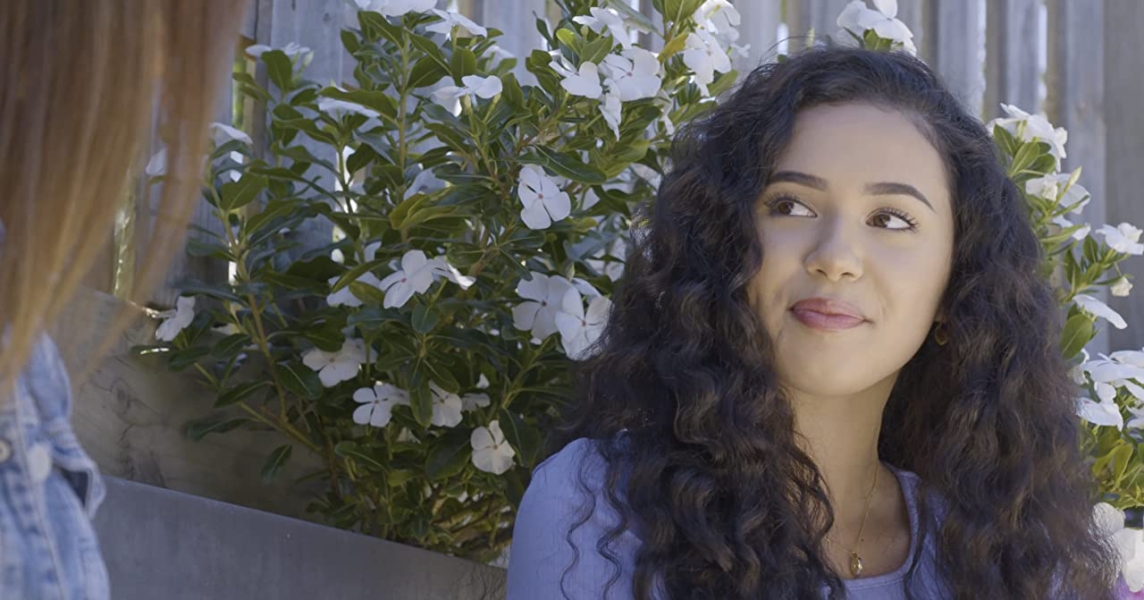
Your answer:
[93,477,507,600]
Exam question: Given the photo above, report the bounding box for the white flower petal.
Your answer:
[1075,294,1128,329]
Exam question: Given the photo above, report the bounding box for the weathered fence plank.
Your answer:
[924,0,985,117]
[732,0,782,73]
[1046,0,1109,356]
[983,0,1041,121]
[1102,0,1144,351]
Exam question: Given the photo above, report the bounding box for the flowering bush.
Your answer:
[140,0,742,562]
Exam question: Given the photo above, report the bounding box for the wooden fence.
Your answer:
[71,0,1144,520]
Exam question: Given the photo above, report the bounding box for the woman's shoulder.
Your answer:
[506,434,647,599]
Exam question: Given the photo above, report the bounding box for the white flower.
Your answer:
[989,104,1068,168]
[318,97,381,119]
[1128,404,1144,430]
[518,164,571,230]
[695,0,741,39]
[1074,294,1128,329]
[572,7,631,49]
[352,383,410,427]
[1025,172,1090,214]
[1077,395,1124,429]
[1069,349,1090,386]
[326,272,384,307]
[429,381,463,428]
[426,8,487,38]
[379,250,438,308]
[601,48,662,101]
[1093,502,1144,592]
[156,296,195,342]
[570,277,601,299]
[430,75,503,115]
[600,91,622,139]
[428,257,476,289]
[471,420,516,474]
[145,148,167,178]
[354,0,435,17]
[1050,215,1091,241]
[1112,276,1134,298]
[682,29,732,96]
[554,287,612,361]
[836,0,917,55]
[461,392,490,412]
[302,338,367,387]
[1111,349,1144,369]
[209,123,253,147]
[489,45,515,60]
[476,373,490,389]
[513,271,574,341]
[1098,223,1144,255]
[404,167,446,200]
[560,61,603,99]
[1084,355,1144,385]
[246,42,312,59]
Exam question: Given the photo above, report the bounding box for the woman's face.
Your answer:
[749,102,955,398]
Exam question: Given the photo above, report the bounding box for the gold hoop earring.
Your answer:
[933,322,948,346]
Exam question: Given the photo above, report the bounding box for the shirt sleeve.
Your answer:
[504,438,646,600]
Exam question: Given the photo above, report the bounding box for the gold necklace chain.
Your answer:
[823,463,879,578]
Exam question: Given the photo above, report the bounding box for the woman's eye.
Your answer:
[868,210,918,231]
[765,195,919,232]
[766,197,814,217]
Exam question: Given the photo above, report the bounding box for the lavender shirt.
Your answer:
[505,437,954,599]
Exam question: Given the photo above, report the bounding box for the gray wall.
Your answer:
[93,478,506,600]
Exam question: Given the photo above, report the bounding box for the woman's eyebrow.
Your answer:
[768,170,935,213]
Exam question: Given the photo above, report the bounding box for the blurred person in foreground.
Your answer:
[0,1,251,597]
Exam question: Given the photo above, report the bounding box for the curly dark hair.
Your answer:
[542,45,1121,599]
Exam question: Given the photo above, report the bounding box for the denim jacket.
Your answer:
[0,334,110,599]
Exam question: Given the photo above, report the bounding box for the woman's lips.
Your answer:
[790,308,866,331]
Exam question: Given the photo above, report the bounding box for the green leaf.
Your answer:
[613,138,650,164]
[502,72,524,109]
[410,369,433,428]
[340,30,362,54]
[992,124,1020,157]
[390,192,432,230]
[168,345,211,371]
[178,282,243,303]
[409,55,449,90]
[663,0,704,23]
[450,47,478,79]
[522,147,607,185]
[219,174,268,212]
[186,238,234,261]
[349,280,388,306]
[1060,312,1094,359]
[215,381,272,408]
[262,50,296,92]
[425,428,472,481]
[319,87,398,119]
[334,441,387,471]
[411,303,439,334]
[285,255,343,282]
[186,418,249,442]
[498,409,542,468]
[275,362,325,399]
[261,445,294,484]
[659,33,688,62]
[211,333,250,360]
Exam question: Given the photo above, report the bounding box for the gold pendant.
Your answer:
[849,552,863,578]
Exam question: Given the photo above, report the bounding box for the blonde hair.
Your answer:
[0,0,251,403]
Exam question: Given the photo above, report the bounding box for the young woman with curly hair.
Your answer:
[505,46,1122,600]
